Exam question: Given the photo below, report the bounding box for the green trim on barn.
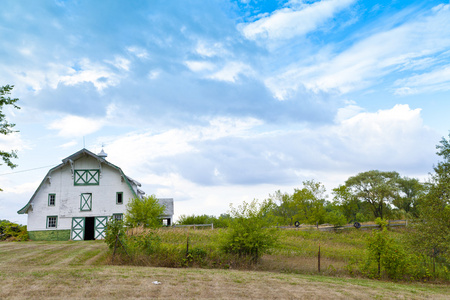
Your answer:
[116,192,123,204]
[74,169,100,186]
[28,230,71,241]
[17,148,139,215]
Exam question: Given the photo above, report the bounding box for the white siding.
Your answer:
[27,156,136,231]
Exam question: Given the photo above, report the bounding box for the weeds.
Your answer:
[104,224,450,282]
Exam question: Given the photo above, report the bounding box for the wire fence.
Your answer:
[277,220,408,231]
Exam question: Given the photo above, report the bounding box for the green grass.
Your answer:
[118,226,450,282]
[1,240,449,299]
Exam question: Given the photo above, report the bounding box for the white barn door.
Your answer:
[94,216,108,240]
[71,217,85,241]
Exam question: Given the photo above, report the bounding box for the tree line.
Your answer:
[179,170,426,228]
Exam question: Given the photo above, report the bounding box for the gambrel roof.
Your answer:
[17,148,141,214]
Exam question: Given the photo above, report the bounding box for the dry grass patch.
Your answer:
[1,241,450,299]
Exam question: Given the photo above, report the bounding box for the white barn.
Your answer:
[17,148,174,241]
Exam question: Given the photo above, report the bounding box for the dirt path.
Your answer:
[1,241,449,299]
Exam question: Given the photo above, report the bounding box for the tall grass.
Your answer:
[107,226,450,282]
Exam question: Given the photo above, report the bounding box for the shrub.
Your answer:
[363,218,407,280]
[177,213,231,228]
[0,220,28,241]
[128,231,161,255]
[105,217,126,251]
[324,211,347,227]
[221,199,278,262]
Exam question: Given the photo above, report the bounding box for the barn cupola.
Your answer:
[98,148,108,159]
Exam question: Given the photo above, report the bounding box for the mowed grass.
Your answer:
[1,230,449,299]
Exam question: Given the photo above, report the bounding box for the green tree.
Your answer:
[345,170,400,219]
[269,190,295,225]
[124,195,166,228]
[392,177,425,218]
[292,180,327,225]
[0,85,20,178]
[221,199,277,262]
[410,134,450,262]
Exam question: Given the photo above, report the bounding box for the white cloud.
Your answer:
[148,70,161,79]
[265,3,450,99]
[106,56,131,71]
[185,61,215,72]
[0,132,27,152]
[394,64,450,95]
[195,41,227,57]
[48,115,105,137]
[96,104,437,220]
[239,0,356,40]
[127,46,149,59]
[334,103,364,122]
[1,180,41,194]
[208,62,253,82]
[104,116,262,169]
[393,87,418,96]
[58,58,121,91]
[58,140,78,148]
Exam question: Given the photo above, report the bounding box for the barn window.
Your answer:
[116,192,123,204]
[80,193,92,211]
[47,216,57,228]
[74,169,100,186]
[48,194,56,206]
[113,213,123,221]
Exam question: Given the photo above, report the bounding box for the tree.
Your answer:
[291,180,327,225]
[345,170,400,219]
[410,134,450,261]
[269,190,295,225]
[124,195,166,228]
[392,177,425,218]
[0,85,20,173]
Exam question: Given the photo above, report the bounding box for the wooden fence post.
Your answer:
[318,244,321,273]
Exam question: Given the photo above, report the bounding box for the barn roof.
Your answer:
[17,148,141,214]
[157,198,174,216]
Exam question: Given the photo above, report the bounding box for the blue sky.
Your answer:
[1,0,450,224]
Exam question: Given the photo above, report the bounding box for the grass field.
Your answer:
[1,239,450,299]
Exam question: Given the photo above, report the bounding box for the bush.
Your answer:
[363,218,408,280]
[221,200,278,262]
[124,195,165,228]
[324,211,347,227]
[128,231,161,255]
[105,217,126,251]
[0,220,28,241]
[177,213,231,228]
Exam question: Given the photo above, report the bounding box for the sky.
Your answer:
[1,0,450,224]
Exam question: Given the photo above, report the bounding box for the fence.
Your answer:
[277,220,408,231]
[173,224,214,230]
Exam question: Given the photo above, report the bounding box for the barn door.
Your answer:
[94,216,108,240]
[71,217,85,241]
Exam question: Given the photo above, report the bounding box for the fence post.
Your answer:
[318,244,321,273]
